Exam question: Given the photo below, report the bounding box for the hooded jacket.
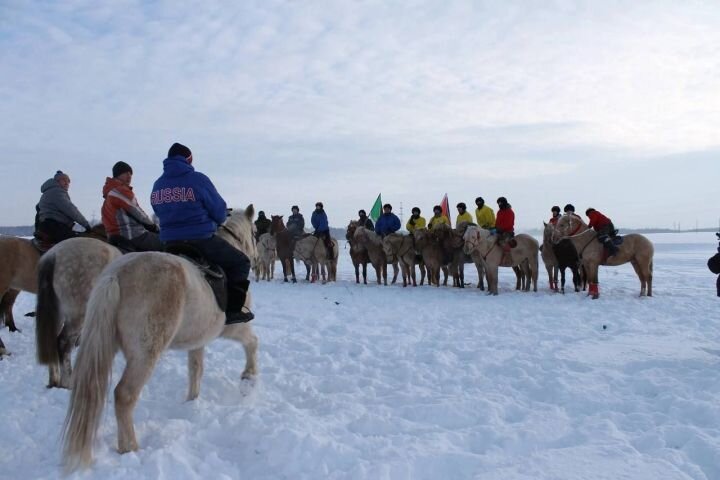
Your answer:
[456,211,474,225]
[495,205,515,233]
[375,212,401,236]
[102,177,154,239]
[255,214,272,236]
[287,213,305,235]
[37,178,91,229]
[150,156,227,242]
[406,215,426,232]
[311,209,329,233]
[428,214,450,229]
[587,210,612,231]
[474,205,496,229]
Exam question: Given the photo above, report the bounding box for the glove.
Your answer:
[145,223,160,234]
[409,218,415,225]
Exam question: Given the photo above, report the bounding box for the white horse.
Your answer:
[293,234,338,283]
[254,233,276,281]
[62,206,258,471]
[35,237,122,388]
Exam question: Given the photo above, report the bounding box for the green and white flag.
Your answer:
[369,194,382,222]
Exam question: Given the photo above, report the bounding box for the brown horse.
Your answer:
[270,215,297,283]
[0,226,106,346]
[353,227,398,285]
[552,214,653,298]
[413,228,450,287]
[346,221,371,284]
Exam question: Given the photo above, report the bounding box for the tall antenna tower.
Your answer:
[399,202,404,226]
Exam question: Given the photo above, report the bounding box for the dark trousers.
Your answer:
[169,235,251,285]
[37,219,77,244]
[109,232,163,253]
[314,230,333,257]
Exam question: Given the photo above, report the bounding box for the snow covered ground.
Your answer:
[1,232,719,479]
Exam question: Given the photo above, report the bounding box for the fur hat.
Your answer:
[358,209,367,216]
[475,196,484,205]
[291,205,299,212]
[168,142,192,159]
[585,208,595,216]
[315,202,324,209]
[497,196,508,205]
[112,161,133,178]
[411,207,421,214]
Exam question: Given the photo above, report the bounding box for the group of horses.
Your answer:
[254,213,654,300]
[0,209,654,471]
[0,207,259,471]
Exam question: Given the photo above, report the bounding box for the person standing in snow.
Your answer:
[35,170,92,244]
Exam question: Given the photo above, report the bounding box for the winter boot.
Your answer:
[603,239,618,257]
[226,280,254,324]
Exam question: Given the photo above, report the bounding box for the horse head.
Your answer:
[553,214,587,244]
[270,215,285,234]
[346,220,359,242]
[222,205,257,258]
[462,226,480,255]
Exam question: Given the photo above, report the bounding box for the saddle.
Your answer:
[164,244,227,311]
[108,235,137,254]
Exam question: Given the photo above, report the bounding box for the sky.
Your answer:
[1,0,719,230]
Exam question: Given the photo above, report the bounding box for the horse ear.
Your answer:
[245,204,254,220]
[543,221,547,227]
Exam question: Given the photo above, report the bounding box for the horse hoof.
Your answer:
[283,278,288,283]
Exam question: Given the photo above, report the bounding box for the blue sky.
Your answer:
[1,0,719,229]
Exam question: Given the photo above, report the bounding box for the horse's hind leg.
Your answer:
[0,289,21,332]
[222,324,258,379]
[630,260,646,296]
[0,335,6,356]
[57,322,80,389]
[114,355,160,454]
[187,348,204,401]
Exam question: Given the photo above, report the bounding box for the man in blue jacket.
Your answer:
[311,201,334,258]
[151,143,253,323]
[375,203,401,237]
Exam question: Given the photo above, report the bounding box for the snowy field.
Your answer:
[1,232,719,479]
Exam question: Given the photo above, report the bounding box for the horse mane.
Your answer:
[222,206,256,256]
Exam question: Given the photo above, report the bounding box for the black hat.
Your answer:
[258,211,266,217]
[168,142,192,159]
[457,202,466,210]
[497,196,508,205]
[383,203,392,210]
[358,209,367,216]
[291,205,299,211]
[315,202,324,208]
[564,204,575,212]
[112,161,133,178]
[475,196,484,205]
[411,207,421,214]
[551,205,561,213]
[585,208,595,216]
[54,170,67,180]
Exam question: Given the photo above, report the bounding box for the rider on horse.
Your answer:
[428,205,450,230]
[374,203,401,238]
[495,197,515,248]
[406,207,426,233]
[358,209,374,230]
[549,205,561,225]
[101,161,162,252]
[35,170,92,244]
[286,205,305,238]
[151,143,254,324]
[474,197,496,229]
[586,208,619,256]
[254,211,272,240]
[456,202,474,226]
[311,202,334,258]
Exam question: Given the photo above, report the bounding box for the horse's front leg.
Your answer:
[354,262,360,284]
[221,324,258,379]
[187,348,204,401]
[362,263,368,284]
[0,335,7,357]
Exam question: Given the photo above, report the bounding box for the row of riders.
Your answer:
[0,141,654,470]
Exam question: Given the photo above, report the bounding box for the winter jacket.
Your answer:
[495,206,515,233]
[359,216,374,230]
[428,215,450,229]
[287,213,305,235]
[549,214,561,225]
[456,211,474,225]
[375,212,401,236]
[37,178,91,229]
[587,210,612,231]
[101,177,154,239]
[406,215,426,233]
[254,215,272,236]
[311,209,329,233]
[474,205,496,229]
[150,156,227,242]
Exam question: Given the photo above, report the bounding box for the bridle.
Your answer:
[465,228,497,260]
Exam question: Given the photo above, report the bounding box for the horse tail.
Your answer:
[62,274,120,471]
[35,253,59,365]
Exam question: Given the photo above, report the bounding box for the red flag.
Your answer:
[440,193,452,227]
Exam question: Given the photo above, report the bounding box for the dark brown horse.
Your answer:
[346,221,371,284]
[270,215,297,283]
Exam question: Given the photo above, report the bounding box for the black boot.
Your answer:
[226,280,254,324]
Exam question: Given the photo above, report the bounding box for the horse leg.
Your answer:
[114,355,160,454]
[187,348,204,401]
[0,289,20,332]
[391,262,399,284]
[362,263,368,284]
[488,266,499,295]
[222,324,259,379]
[0,335,6,357]
[281,257,289,282]
[560,267,567,294]
[646,261,653,297]
[57,322,80,389]
[419,263,426,286]
[354,262,360,284]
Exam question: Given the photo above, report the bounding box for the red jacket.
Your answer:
[587,210,611,231]
[102,178,154,239]
[549,214,560,225]
[496,207,515,233]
